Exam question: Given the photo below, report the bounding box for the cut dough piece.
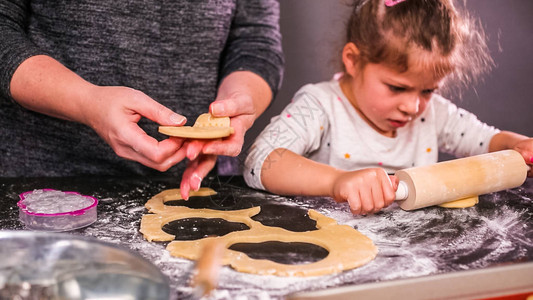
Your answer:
[159,126,234,139]
[193,113,230,128]
[438,195,479,208]
[140,188,378,277]
[159,113,234,139]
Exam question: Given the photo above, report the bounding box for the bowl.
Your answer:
[0,230,170,300]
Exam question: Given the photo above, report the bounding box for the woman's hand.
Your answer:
[84,85,189,171]
[180,71,272,199]
[11,55,189,172]
[331,168,398,215]
[178,91,256,199]
[179,153,218,199]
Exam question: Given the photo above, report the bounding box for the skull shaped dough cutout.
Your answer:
[159,113,234,139]
[140,188,378,277]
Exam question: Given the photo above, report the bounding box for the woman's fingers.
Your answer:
[88,86,190,170]
[187,140,207,161]
[209,93,255,118]
[128,90,187,126]
[180,154,217,200]
[202,118,245,157]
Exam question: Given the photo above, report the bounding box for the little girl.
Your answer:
[244,0,533,215]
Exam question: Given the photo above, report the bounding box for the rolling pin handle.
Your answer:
[395,181,409,201]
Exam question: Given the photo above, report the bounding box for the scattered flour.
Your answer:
[73,179,533,300]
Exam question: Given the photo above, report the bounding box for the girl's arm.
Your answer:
[489,131,530,151]
[261,148,397,215]
[489,131,533,176]
[261,148,340,196]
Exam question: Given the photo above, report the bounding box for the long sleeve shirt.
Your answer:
[244,78,499,190]
[0,0,284,177]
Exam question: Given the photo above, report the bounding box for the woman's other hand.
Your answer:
[85,86,189,171]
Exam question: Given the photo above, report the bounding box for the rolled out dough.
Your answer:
[438,196,479,208]
[140,188,378,277]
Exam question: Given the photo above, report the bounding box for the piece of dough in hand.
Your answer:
[159,113,234,139]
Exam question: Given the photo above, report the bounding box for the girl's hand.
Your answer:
[513,138,533,177]
[84,85,188,171]
[331,168,398,215]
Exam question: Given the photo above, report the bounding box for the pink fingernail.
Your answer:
[191,174,202,191]
[181,189,189,201]
[170,113,186,125]
[187,147,198,160]
[211,102,224,115]
[530,156,533,163]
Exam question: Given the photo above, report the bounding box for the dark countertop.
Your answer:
[1,175,532,299]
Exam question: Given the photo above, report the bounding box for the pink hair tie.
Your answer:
[385,0,407,7]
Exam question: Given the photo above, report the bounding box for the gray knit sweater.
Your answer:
[0,0,284,177]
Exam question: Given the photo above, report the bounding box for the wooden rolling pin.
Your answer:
[394,150,528,210]
[191,238,225,297]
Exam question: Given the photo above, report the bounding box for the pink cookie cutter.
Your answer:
[17,189,98,231]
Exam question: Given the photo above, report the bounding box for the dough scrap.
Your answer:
[140,188,378,277]
[438,195,479,208]
[159,113,234,139]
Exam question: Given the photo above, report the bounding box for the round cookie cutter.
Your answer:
[17,189,98,232]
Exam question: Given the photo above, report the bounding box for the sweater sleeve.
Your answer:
[218,0,284,98]
[0,0,46,100]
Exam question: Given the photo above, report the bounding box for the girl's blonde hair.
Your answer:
[346,0,492,89]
